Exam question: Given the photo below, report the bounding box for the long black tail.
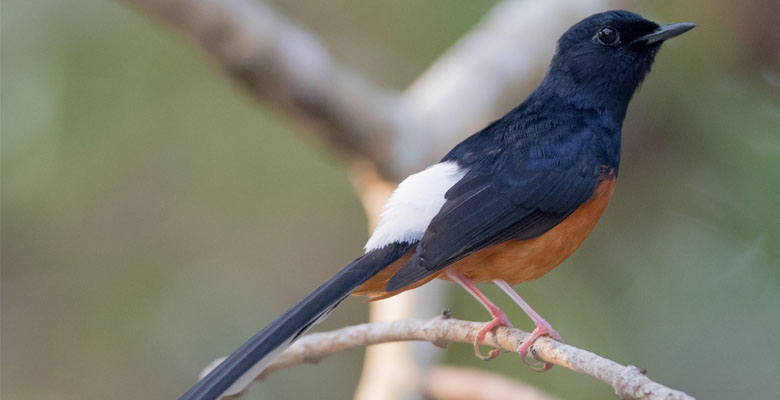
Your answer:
[179,242,414,400]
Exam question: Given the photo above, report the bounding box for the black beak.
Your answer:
[633,22,696,45]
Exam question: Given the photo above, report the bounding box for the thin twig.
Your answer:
[215,317,694,400]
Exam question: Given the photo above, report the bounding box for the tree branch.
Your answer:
[124,0,412,179]
[204,316,693,400]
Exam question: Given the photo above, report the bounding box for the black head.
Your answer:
[543,10,695,110]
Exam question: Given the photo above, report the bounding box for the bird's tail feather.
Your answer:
[179,241,415,400]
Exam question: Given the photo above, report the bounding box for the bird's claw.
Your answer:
[473,312,513,361]
[516,321,562,372]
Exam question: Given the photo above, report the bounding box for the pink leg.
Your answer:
[493,280,562,371]
[447,271,513,360]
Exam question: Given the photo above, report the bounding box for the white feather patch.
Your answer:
[364,161,467,252]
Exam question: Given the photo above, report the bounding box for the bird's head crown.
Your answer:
[544,10,694,109]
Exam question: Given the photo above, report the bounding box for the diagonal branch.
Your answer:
[124,0,413,179]
[215,316,693,400]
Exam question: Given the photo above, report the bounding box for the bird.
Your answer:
[180,10,695,400]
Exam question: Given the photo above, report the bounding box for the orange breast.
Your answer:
[354,177,616,300]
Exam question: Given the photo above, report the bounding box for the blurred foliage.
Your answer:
[2,1,779,399]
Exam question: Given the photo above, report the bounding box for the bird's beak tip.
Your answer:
[635,22,696,45]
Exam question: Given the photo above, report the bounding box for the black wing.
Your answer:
[385,144,602,291]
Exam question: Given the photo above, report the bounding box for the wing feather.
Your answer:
[386,151,601,291]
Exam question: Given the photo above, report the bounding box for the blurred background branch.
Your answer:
[123,0,410,179]
[423,366,561,400]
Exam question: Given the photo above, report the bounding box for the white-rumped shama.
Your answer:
[181,10,695,399]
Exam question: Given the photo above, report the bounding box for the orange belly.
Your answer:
[354,177,616,300]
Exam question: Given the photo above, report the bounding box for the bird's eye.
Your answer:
[595,27,620,46]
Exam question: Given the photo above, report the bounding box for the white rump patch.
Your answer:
[364,161,467,252]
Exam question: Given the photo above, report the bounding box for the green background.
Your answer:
[3,1,779,399]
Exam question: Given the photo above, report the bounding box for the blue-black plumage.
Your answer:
[387,10,692,290]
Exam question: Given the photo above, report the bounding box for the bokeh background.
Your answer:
[3,1,779,399]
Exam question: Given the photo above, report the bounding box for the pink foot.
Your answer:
[517,320,562,372]
[492,280,563,372]
[474,309,513,361]
[446,271,513,361]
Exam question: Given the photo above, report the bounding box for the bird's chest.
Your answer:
[445,177,616,284]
